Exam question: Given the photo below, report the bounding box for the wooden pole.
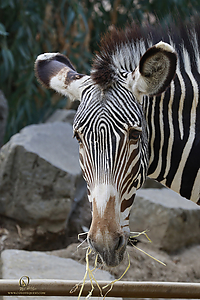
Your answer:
[1,279,200,298]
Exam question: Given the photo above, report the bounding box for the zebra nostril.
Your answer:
[115,235,125,251]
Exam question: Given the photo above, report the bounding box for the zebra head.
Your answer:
[35,35,177,267]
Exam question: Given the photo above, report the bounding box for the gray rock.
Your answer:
[46,109,76,125]
[1,249,119,300]
[0,90,8,148]
[130,188,200,253]
[0,122,82,232]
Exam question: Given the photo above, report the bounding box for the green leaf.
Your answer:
[6,48,15,70]
[65,6,75,33]
[1,48,9,75]
[18,45,29,59]
[0,23,8,36]
[77,4,88,32]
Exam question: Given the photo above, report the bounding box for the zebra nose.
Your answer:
[114,235,125,251]
[87,234,127,267]
[88,234,125,251]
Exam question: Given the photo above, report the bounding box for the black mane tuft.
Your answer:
[90,18,200,90]
[91,25,144,89]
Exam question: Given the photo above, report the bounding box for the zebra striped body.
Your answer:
[145,50,200,203]
[89,23,200,204]
[35,19,200,266]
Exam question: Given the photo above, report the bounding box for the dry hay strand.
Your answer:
[102,252,131,299]
[71,230,165,299]
[70,241,131,299]
[129,230,166,267]
[70,247,103,299]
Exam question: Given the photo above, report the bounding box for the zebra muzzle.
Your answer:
[87,233,127,267]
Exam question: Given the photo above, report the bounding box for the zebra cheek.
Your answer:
[121,195,135,213]
[120,194,136,228]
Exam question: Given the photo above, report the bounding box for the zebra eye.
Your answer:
[74,131,82,144]
[129,129,141,141]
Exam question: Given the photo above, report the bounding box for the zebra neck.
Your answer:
[144,70,200,203]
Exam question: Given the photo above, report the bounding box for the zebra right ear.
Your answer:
[128,41,177,103]
[35,53,89,101]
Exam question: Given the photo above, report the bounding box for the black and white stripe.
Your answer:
[74,81,148,201]
[144,28,200,203]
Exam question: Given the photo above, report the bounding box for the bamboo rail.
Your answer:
[0,279,200,298]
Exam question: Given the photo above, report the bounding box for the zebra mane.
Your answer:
[91,18,200,89]
[91,25,148,89]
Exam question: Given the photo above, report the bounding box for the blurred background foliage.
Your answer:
[1,0,200,142]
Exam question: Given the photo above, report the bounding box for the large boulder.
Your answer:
[0,122,84,232]
[1,249,119,300]
[130,188,200,253]
[0,90,8,148]
[45,109,76,126]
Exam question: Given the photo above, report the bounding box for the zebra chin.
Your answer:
[87,233,128,267]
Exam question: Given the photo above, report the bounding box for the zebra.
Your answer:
[35,20,200,267]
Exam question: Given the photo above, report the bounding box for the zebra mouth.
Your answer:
[99,247,126,267]
[88,235,127,267]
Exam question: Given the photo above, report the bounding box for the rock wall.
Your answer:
[0,121,84,233]
[130,188,200,253]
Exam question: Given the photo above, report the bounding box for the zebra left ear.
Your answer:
[129,41,177,102]
[35,53,88,101]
